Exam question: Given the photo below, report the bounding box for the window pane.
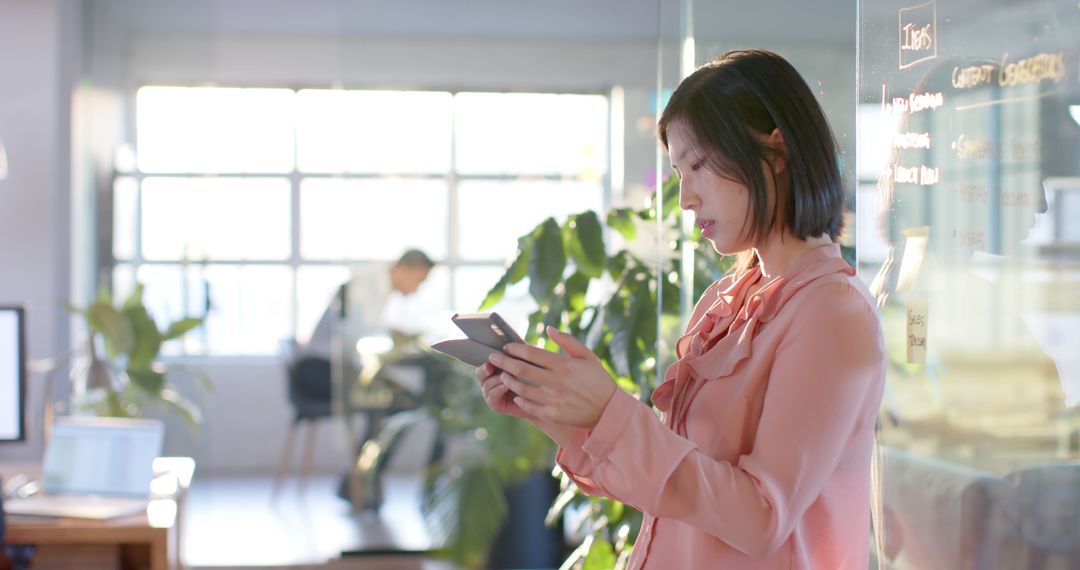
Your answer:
[112,177,137,260]
[453,266,536,336]
[297,90,452,174]
[133,264,293,356]
[141,177,291,261]
[137,86,295,174]
[112,264,136,303]
[300,178,448,260]
[457,180,603,261]
[455,93,608,177]
[201,265,293,355]
[296,266,350,345]
[129,264,205,356]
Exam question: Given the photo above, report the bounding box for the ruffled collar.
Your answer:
[654,243,853,423]
[681,243,851,349]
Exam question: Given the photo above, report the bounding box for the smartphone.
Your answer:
[431,312,526,368]
[451,312,525,349]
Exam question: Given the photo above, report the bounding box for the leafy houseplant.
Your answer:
[424,175,730,569]
[430,170,857,568]
[67,283,209,428]
[476,174,729,568]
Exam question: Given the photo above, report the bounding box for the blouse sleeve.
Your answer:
[556,281,885,557]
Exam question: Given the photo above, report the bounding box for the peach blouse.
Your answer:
[556,243,885,569]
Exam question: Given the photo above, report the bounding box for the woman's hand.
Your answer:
[487,325,617,430]
[474,362,536,421]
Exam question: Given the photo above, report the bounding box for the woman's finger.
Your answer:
[486,382,512,406]
[488,382,511,398]
[500,372,547,403]
[502,342,564,369]
[475,362,495,381]
[488,352,548,385]
[546,326,596,360]
[513,396,548,420]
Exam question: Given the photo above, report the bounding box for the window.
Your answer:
[112,87,609,356]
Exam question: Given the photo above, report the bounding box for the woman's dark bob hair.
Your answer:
[659,50,844,266]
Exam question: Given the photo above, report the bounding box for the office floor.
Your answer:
[182,473,455,569]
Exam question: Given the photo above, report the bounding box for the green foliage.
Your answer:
[423,356,556,569]
[425,463,509,570]
[582,535,617,570]
[464,174,732,568]
[68,282,209,428]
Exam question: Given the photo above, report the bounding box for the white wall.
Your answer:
[0,0,81,463]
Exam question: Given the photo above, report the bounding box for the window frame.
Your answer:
[108,84,614,359]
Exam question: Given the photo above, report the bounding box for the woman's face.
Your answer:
[667,120,755,255]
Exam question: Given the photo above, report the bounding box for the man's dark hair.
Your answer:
[658,50,844,266]
[396,248,435,270]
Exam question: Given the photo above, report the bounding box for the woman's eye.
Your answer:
[691,159,706,171]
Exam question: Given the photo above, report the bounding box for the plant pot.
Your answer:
[68,336,122,415]
[486,470,565,570]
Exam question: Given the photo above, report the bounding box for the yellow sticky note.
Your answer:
[906,297,928,365]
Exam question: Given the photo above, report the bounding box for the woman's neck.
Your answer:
[753,233,834,282]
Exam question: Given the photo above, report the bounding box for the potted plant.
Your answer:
[66,283,210,428]
[423,176,726,569]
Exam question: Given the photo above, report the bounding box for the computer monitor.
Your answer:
[0,306,26,442]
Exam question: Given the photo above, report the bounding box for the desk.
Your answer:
[3,457,194,570]
[6,511,172,570]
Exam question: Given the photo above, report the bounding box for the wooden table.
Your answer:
[6,508,172,569]
[4,457,194,570]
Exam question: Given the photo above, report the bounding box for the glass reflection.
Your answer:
[860,1,1080,566]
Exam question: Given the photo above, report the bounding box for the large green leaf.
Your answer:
[163,317,203,341]
[602,499,625,525]
[95,284,113,306]
[122,282,145,310]
[564,272,590,316]
[605,297,631,377]
[567,211,606,278]
[159,388,202,427]
[659,173,681,221]
[607,250,631,281]
[479,272,510,311]
[524,309,545,345]
[124,304,163,371]
[425,464,508,569]
[540,296,566,352]
[624,276,657,388]
[127,367,165,396]
[527,218,565,303]
[606,208,637,241]
[582,535,617,570]
[86,302,134,359]
[507,236,532,283]
[479,237,533,310]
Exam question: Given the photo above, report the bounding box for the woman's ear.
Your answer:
[765,128,788,175]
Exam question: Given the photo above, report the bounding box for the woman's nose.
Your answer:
[678,181,694,211]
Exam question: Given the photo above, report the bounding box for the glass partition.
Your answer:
[859,1,1080,566]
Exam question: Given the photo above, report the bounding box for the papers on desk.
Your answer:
[4,494,149,520]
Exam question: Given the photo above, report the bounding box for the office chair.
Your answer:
[272,355,334,496]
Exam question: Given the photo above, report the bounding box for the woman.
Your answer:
[477,50,885,569]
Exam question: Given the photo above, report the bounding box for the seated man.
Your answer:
[302,248,436,362]
[294,249,438,509]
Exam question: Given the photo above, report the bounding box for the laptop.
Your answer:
[4,416,165,519]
